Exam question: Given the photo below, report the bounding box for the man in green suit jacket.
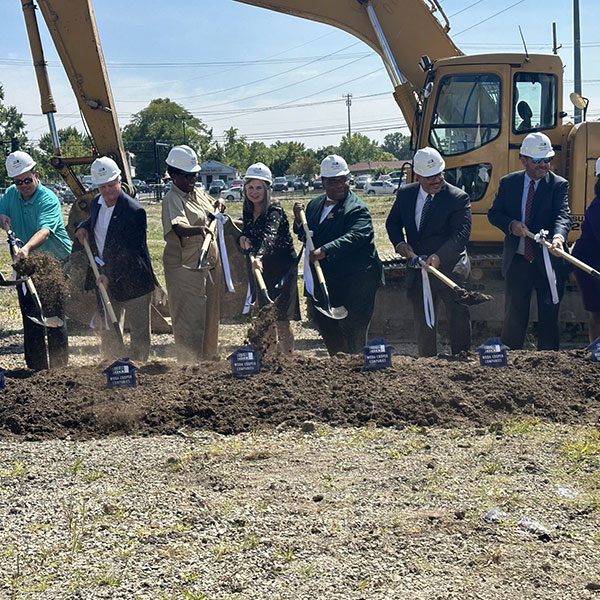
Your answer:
[293,155,383,355]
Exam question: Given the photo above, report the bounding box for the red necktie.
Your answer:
[524,180,535,262]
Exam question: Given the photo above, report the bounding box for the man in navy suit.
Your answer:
[386,147,472,357]
[488,132,571,350]
[74,157,157,361]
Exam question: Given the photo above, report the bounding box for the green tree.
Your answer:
[337,133,394,165]
[0,84,27,182]
[288,152,319,179]
[221,127,249,171]
[270,141,306,177]
[37,126,90,180]
[381,132,411,159]
[122,98,214,180]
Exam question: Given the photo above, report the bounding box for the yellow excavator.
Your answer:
[19,0,600,338]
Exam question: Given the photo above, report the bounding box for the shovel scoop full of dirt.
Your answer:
[13,253,67,314]
[456,288,493,306]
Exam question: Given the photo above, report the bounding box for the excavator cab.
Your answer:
[418,53,568,244]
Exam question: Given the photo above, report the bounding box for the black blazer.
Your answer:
[488,170,571,276]
[77,191,157,302]
[386,182,471,286]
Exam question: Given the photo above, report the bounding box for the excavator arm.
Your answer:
[234,0,462,129]
[21,0,132,230]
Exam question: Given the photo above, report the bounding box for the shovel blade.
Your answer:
[314,303,348,320]
[27,314,64,328]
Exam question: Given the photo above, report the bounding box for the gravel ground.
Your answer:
[1,424,600,599]
[1,319,600,599]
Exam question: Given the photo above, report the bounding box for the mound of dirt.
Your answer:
[1,350,599,440]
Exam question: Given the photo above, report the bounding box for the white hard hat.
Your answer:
[91,157,121,185]
[320,154,349,178]
[165,145,201,173]
[244,162,272,184]
[6,151,36,178]
[595,157,600,177]
[413,147,445,177]
[520,132,555,159]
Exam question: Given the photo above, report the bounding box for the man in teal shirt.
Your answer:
[0,151,71,369]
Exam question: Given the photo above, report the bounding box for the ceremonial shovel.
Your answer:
[298,209,348,320]
[3,226,63,327]
[524,229,600,280]
[408,251,492,306]
[82,237,125,347]
[182,216,218,271]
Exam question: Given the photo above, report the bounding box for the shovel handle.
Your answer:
[82,237,124,343]
[410,252,463,291]
[298,209,327,286]
[524,230,600,280]
[250,256,274,305]
[197,217,218,268]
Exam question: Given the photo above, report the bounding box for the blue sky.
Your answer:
[1,0,598,150]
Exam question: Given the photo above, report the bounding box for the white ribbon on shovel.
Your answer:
[534,229,559,305]
[214,211,235,292]
[303,234,316,300]
[421,269,435,328]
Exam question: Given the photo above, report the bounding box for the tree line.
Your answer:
[0,91,411,183]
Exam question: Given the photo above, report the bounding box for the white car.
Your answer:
[220,186,243,202]
[364,180,398,196]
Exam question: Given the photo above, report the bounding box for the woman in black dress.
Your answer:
[238,163,300,352]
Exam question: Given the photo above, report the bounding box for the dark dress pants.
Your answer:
[501,254,564,350]
[407,272,471,357]
[17,283,68,370]
[308,263,380,356]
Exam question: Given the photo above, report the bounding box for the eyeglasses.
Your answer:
[531,157,551,164]
[179,172,198,180]
[14,177,34,186]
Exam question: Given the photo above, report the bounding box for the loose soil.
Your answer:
[1,350,599,441]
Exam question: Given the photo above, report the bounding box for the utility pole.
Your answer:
[573,0,582,123]
[344,93,352,137]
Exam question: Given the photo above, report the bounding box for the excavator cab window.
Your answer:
[513,73,557,134]
[444,163,492,203]
[429,73,501,156]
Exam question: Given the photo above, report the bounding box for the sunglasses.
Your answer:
[531,157,551,164]
[14,177,34,186]
[179,172,197,180]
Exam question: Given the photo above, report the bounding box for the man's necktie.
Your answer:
[524,180,535,262]
[419,194,433,231]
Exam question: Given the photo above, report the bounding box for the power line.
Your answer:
[117,42,366,104]
[453,0,529,36]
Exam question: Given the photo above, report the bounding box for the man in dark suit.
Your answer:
[488,132,571,350]
[293,154,383,356]
[386,147,472,357]
[75,157,157,361]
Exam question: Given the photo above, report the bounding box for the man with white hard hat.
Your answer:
[292,154,383,355]
[161,145,224,362]
[488,132,571,350]
[0,150,71,369]
[75,156,157,361]
[386,146,472,356]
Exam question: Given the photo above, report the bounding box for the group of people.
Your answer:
[1,130,600,370]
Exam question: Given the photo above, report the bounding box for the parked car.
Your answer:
[61,189,76,204]
[231,178,244,187]
[378,174,392,181]
[272,177,289,192]
[355,174,372,189]
[220,186,242,202]
[208,179,226,195]
[310,177,323,190]
[293,176,308,191]
[194,181,205,191]
[364,180,398,196]
[284,174,296,189]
